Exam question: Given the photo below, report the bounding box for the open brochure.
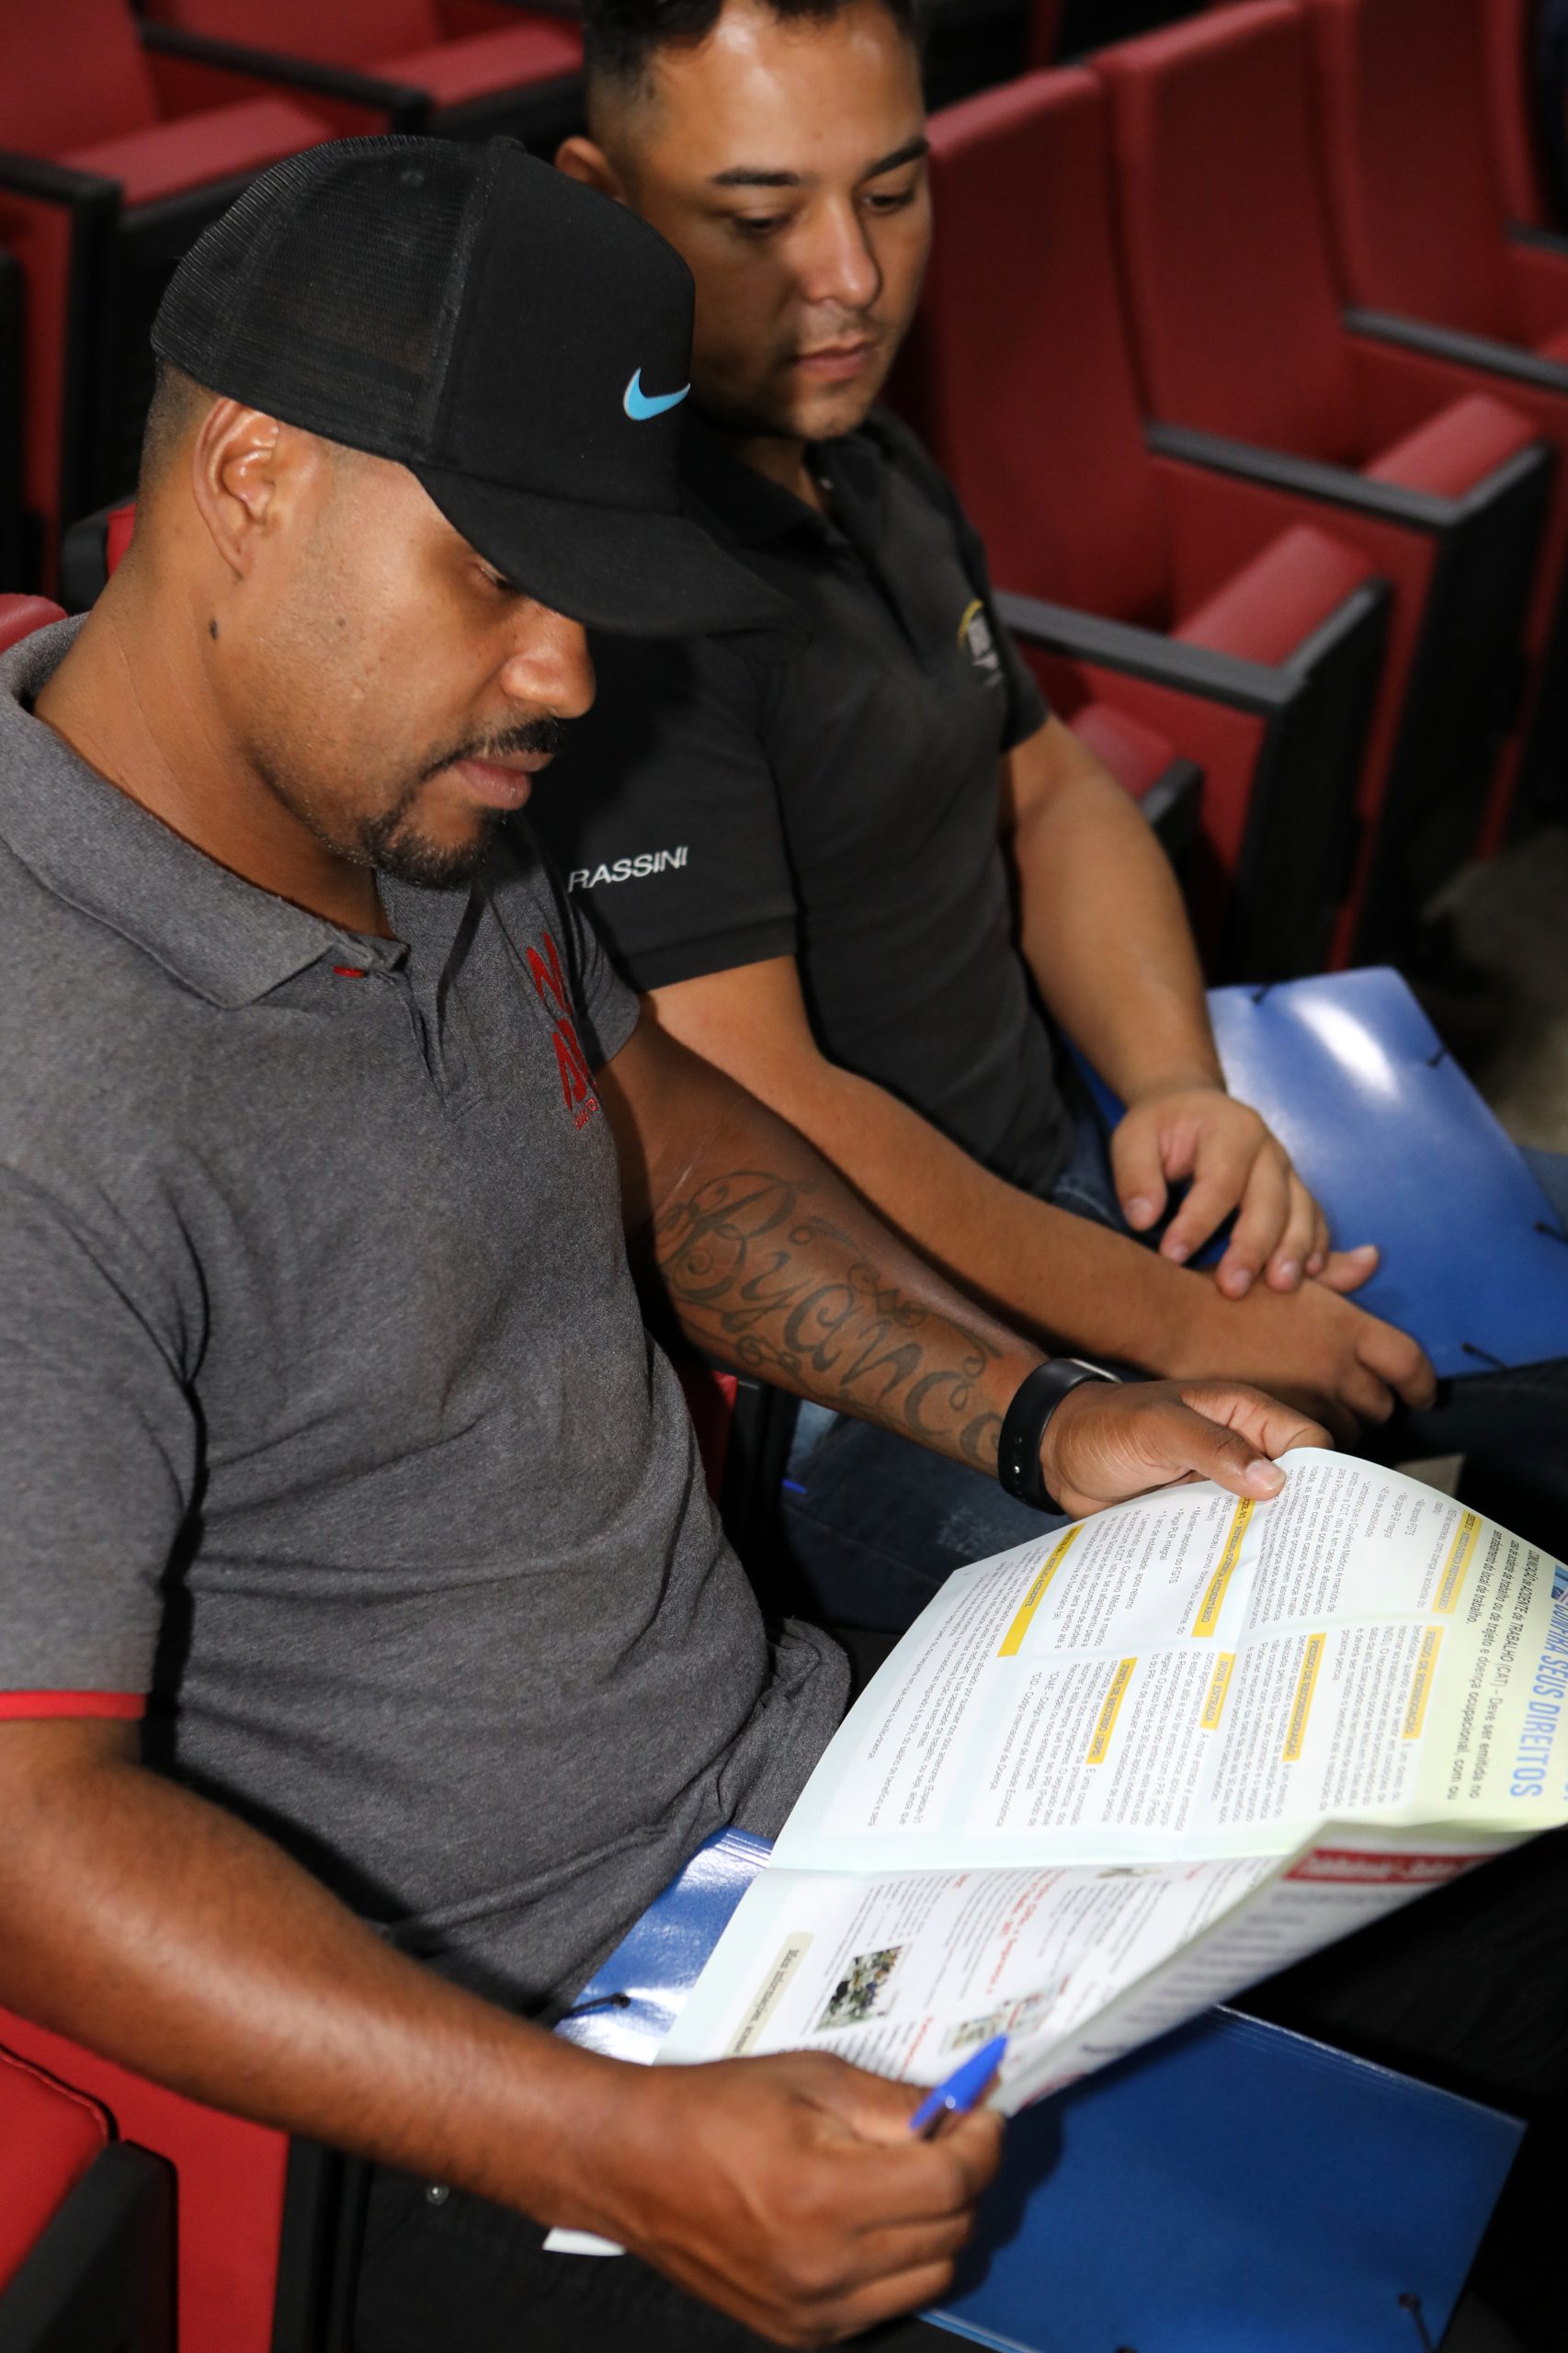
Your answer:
[658,1448,1568,2113]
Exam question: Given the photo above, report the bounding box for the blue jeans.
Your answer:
[777,1118,1568,1632]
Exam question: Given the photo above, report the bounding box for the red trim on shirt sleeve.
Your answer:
[0,1691,145,1721]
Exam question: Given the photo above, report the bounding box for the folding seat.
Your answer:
[895,69,1393,982]
[140,0,585,157]
[0,0,334,585]
[1094,1,1557,966]
[1301,0,1568,835]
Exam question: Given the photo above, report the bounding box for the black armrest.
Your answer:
[1345,303,1568,398]
[1508,222,1568,260]
[994,589,1294,714]
[0,149,119,213]
[1144,417,1462,530]
[0,2143,173,2353]
[138,22,432,131]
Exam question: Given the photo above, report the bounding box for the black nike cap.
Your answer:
[152,135,799,650]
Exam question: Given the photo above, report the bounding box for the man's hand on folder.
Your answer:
[583,2050,1002,2345]
[1039,1380,1331,1517]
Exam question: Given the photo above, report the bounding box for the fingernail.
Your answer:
[1276,1261,1300,1287]
[1306,1253,1324,1275]
[1228,1269,1252,1298]
[1245,1461,1285,1495]
[1125,1196,1155,1226]
[1164,1239,1189,1265]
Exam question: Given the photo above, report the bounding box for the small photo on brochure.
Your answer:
[817,1945,905,2032]
[943,1989,1058,2056]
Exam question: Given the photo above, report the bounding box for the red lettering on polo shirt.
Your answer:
[527,931,599,1131]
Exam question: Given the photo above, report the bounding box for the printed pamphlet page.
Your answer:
[659,1448,1568,2111]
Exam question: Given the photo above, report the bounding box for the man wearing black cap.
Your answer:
[0,140,1322,2349]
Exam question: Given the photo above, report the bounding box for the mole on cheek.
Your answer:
[208,619,218,640]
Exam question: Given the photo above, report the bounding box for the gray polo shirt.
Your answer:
[0,619,846,2010]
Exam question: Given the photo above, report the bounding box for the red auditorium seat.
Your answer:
[1094,0,1556,964]
[0,0,333,588]
[896,68,1392,982]
[0,2040,173,2351]
[1302,0,1568,837]
[141,0,585,154]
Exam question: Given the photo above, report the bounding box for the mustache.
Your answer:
[419,715,569,781]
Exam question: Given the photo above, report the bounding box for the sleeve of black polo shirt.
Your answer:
[527,630,796,995]
[0,1172,199,1724]
[869,410,1048,756]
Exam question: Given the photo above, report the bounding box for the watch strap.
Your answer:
[998,1358,1118,1512]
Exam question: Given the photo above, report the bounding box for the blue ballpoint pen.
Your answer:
[908,2034,1008,2138]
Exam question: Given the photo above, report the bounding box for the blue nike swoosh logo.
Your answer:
[623,369,690,421]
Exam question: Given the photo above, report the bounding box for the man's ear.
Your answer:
[188,400,288,580]
[555,135,630,206]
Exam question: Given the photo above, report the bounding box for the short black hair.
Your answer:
[584,0,922,103]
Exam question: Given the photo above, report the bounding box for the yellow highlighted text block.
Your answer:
[1435,1513,1480,1614]
[1085,1657,1136,1765]
[1192,1500,1254,1638]
[998,1524,1084,1657]
[1282,1633,1325,1763]
[1200,1652,1235,1732]
[1402,1626,1444,1741]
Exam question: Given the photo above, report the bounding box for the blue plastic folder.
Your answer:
[1074,966,1568,1377]
[557,1830,1522,2351]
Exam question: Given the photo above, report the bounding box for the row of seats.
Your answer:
[0,0,585,590]
[889,0,1568,978]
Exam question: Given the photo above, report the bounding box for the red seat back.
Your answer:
[1305,0,1519,340]
[1485,0,1554,228]
[1096,1,1363,465]
[0,2042,109,2293]
[903,71,1174,624]
[152,0,443,70]
[0,0,161,153]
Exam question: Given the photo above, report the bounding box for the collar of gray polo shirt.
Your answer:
[0,620,431,1008]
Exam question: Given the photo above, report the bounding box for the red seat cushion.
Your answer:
[1175,522,1375,664]
[1067,701,1181,801]
[380,17,583,106]
[1538,323,1568,369]
[0,596,67,652]
[1365,391,1539,496]
[0,2044,109,2293]
[62,97,332,208]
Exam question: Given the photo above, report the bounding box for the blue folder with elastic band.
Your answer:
[557,1828,1522,2351]
[1074,966,1568,1377]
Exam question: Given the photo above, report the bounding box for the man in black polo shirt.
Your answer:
[540,0,1568,1625]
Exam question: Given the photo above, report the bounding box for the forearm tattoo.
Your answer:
[654,1169,1006,1471]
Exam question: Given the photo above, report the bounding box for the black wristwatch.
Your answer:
[998,1358,1119,1512]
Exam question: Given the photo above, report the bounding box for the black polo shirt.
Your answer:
[532,410,1073,1197]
